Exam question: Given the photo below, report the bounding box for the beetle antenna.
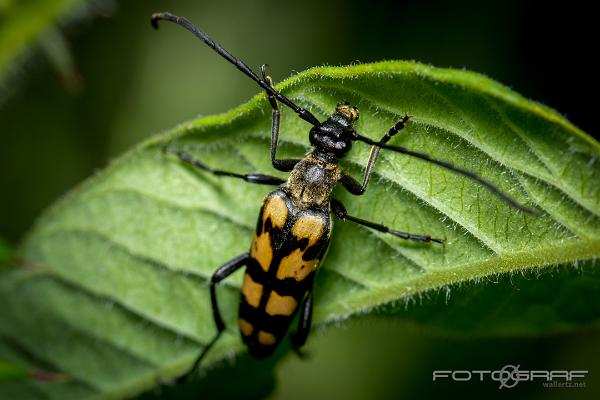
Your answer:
[352,132,540,215]
[151,12,320,126]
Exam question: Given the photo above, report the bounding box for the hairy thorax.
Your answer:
[283,153,341,209]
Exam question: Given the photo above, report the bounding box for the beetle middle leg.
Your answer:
[164,147,285,186]
[177,253,250,383]
[330,198,444,244]
[260,64,301,172]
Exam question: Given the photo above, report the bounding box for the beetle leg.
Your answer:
[177,253,250,383]
[290,288,314,358]
[261,64,301,172]
[163,147,285,186]
[330,198,444,244]
[341,115,411,195]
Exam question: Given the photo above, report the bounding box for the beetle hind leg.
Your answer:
[290,288,314,359]
[175,253,250,383]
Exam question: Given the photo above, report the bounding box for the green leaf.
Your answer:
[1,61,599,399]
[0,238,13,268]
[0,0,85,92]
[0,359,29,381]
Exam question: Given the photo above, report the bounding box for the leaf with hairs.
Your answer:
[1,62,598,399]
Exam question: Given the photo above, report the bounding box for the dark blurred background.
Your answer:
[0,0,597,399]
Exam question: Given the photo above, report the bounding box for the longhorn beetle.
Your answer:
[151,12,538,382]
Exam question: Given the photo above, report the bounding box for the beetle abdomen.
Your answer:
[239,189,331,357]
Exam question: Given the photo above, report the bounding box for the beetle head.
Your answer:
[309,102,360,159]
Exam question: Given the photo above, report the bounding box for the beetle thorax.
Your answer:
[284,153,341,209]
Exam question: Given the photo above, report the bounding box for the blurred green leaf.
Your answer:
[0,359,28,381]
[0,238,13,268]
[0,0,84,88]
[0,62,599,399]
[0,358,68,384]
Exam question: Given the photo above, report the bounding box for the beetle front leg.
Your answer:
[261,64,300,172]
[342,115,411,195]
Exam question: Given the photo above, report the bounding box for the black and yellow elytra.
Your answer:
[241,154,337,356]
[241,188,330,357]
